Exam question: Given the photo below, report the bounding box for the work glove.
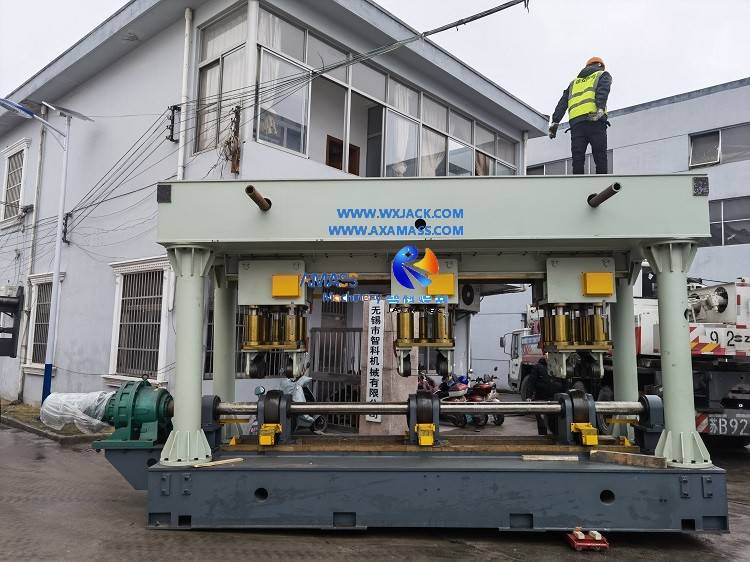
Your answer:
[589,108,606,121]
[548,122,559,139]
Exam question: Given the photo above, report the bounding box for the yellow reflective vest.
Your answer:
[567,71,605,121]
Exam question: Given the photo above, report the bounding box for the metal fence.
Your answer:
[309,327,362,431]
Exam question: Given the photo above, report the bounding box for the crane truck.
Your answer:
[504,277,750,447]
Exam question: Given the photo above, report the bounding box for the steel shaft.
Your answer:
[216,400,644,416]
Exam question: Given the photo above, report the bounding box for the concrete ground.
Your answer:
[1,410,749,561]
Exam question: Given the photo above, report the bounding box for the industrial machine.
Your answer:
[509,277,750,446]
[48,174,729,532]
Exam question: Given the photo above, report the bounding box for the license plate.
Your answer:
[697,413,750,436]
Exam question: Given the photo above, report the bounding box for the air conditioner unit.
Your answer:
[458,283,480,313]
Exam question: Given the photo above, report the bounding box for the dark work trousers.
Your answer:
[570,119,608,174]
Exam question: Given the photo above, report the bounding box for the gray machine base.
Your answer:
[145,453,728,532]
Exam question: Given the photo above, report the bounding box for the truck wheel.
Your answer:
[596,386,614,434]
[520,375,536,401]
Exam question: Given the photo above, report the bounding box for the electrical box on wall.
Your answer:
[0,285,24,358]
[545,257,617,303]
[238,260,306,306]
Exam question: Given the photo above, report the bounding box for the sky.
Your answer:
[1,0,749,116]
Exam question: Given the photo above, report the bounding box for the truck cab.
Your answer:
[504,328,543,393]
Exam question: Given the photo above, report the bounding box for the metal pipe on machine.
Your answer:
[587,182,622,208]
[245,185,272,211]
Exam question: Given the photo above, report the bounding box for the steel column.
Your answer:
[611,274,639,439]
[160,245,215,465]
[644,241,711,467]
[212,266,240,441]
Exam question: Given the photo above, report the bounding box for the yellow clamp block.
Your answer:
[259,423,283,446]
[415,423,436,447]
[570,422,599,446]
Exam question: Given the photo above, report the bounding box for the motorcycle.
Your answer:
[466,374,504,426]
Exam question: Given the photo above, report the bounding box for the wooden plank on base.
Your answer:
[590,449,667,468]
[193,457,244,468]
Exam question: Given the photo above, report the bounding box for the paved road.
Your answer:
[1,421,749,561]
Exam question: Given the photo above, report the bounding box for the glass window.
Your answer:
[449,111,472,144]
[690,131,720,167]
[3,150,24,219]
[448,139,472,176]
[423,96,447,132]
[258,51,309,154]
[362,101,384,177]
[421,128,446,177]
[388,79,419,118]
[385,111,418,177]
[497,136,516,165]
[545,160,566,175]
[195,62,220,151]
[258,8,304,61]
[709,200,722,222]
[496,162,515,176]
[307,34,347,82]
[196,9,248,152]
[352,64,386,101]
[724,220,750,246]
[475,151,494,176]
[475,124,496,156]
[201,9,247,62]
[722,196,750,222]
[526,165,544,175]
[707,223,722,247]
[722,124,750,164]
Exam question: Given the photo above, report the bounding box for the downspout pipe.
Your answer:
[520,130,528,175]
[176,8,193,181]
[17,106,48,401]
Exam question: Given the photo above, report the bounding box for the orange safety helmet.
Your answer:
[586,56,605,68]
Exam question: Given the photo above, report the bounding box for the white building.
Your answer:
[0,0,546,408]
[472,77,750,386]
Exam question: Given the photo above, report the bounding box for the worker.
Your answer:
[548,56,612,174]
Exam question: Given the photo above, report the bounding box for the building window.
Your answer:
[690,123,750,168]
[689,131,720,167]
[195,9,247,152]
[307,34,347,81]
[109,258,170,381]
[30,282,51,365]
[527,150,613,175]
[706,196,750,247]
[258,7,305,61]
[385,111,418,177]
[1,138,30,222]
[388,78,419,119]
[254,9,518,176]
[257,49,310,154]
[421,127,447,177]
[722,124,750,164]
[22,278,56,366]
